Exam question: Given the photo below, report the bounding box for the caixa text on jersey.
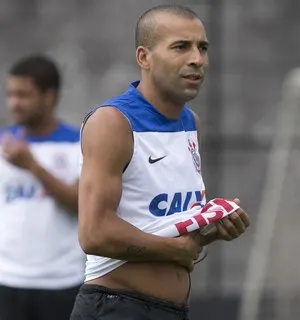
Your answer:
[149,190,205,217]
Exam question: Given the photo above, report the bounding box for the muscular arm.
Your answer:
[78,107,190,262]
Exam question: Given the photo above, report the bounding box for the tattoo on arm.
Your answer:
[126,245,147,256]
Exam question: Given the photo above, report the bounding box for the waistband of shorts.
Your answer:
[79,284,190,313]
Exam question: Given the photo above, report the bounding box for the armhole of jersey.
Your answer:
[183,107,197,132]
[80,106,134,173]
[116,111,134,173]
[80,109,96,155]
[190,108,198,131]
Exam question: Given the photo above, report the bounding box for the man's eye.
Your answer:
[174,44,187,50]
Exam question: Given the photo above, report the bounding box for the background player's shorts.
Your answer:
[0,284,80,320]
[70,284,190,320]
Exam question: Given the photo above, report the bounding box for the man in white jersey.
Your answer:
[71,5,250,320]
[0,56,85,320]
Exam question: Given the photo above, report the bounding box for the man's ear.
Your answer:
[136,46,151,71]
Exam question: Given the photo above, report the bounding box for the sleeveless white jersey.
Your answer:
[81,81,206,281]
[0,123,85,289]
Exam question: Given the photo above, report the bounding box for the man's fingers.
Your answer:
[228,212,246,234]
[1,134,20,155]
[216,222,233,241]
[1,133,13,149]
[214,199,249,241]
[233,198,250,228]
[235,208,250,228]
[233,198,240,205]
[221,217,241,238]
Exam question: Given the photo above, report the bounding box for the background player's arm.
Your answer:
[29,165,78,214]
[1,132,78,214]
[79,107,199,266]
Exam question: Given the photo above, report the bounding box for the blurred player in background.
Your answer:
[0,55,85,320]
[71,4,250,320]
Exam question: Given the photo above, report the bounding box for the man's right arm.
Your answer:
[78,107,198,266]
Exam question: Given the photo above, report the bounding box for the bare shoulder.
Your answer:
[81,106,133,170]
[82,106,132,141]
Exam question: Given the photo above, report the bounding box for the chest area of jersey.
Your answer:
[135,129,201,174]
[128,130,205,216]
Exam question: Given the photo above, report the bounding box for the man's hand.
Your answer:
[196,198,250,246]
[172,197,251,272]
[1,132,37,171]
[214,198,250,241]
[175,231,204,272]
[1,131,78,213]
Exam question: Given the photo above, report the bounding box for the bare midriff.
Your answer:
[87,261,190,305]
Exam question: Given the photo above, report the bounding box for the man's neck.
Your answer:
[24,116,58,137]
[137,80,184,120]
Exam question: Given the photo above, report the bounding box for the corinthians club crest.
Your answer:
[188,139,201,174]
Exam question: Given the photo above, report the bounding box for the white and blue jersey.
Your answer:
[0,122,85,289]
[81,81,206,281]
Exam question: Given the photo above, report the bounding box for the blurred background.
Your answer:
[1,0,300,319]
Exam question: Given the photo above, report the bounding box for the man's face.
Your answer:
[147,13,209,103]
[6,76,47,126]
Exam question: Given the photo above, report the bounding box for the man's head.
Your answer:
[135,5,209,104]
[6,55,61,126]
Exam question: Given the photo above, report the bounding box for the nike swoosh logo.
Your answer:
[148,155,166,164]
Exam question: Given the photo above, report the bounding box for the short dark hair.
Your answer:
[9,55,61,93]
[135,5,199,49]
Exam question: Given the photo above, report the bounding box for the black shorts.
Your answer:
[0,283,80,320]
[70,284,190,320]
